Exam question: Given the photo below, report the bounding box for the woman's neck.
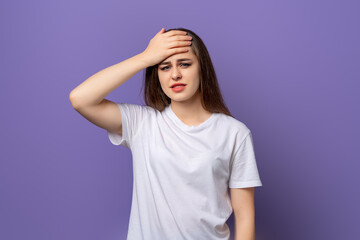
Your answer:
[170,95,212,127]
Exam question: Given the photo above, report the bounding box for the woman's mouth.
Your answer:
[171,85,186,92]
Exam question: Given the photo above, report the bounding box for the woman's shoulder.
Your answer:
[216,112,251,134]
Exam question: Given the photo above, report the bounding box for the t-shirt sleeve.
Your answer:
[229,130,263,188]
[106,103,146,148]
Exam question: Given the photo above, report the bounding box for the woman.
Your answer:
[69,27,263,240]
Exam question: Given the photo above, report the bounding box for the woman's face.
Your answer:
[157,49,201,103]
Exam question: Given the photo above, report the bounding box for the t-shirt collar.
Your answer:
[165,104,217,132]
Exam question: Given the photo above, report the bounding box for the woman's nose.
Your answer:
[171,67,182,79]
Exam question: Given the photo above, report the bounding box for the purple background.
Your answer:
[1,0,359,239]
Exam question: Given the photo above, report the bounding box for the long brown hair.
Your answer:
[142,27,233,117]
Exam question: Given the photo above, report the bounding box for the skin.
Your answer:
[157,48,213,127]
[231,187,256,240]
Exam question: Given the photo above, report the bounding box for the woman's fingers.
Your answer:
[168,39,192,49]
[166,34,192,49]
[141,29,191,66]
[163,30,188,37]
[167,35,192,41]
[158,28,165,35]
[168,47,191,55]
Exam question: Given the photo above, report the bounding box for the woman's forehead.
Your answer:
[160,50,197,64]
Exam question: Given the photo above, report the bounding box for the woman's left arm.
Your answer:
[230,187,256,240]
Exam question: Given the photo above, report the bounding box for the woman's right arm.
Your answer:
[69,53,149,109]
[69,53,150,135]
[69,28,192,135]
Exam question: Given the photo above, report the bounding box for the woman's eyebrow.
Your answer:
[159,58,192,66]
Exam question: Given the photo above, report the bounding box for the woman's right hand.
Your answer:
[140,28,193,67]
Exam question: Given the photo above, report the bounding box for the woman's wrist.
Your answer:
[134,52,153,69]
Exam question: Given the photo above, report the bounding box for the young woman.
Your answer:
[69,27,262,240]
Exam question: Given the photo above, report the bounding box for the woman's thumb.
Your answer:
[159,27,165,34]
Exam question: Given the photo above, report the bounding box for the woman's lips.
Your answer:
[171,85,186,92]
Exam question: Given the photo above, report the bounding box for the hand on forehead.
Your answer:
[160,50,195,65]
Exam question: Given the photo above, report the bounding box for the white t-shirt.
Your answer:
[107,103,262,240]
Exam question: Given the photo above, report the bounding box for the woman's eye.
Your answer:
[160,63,190,71]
